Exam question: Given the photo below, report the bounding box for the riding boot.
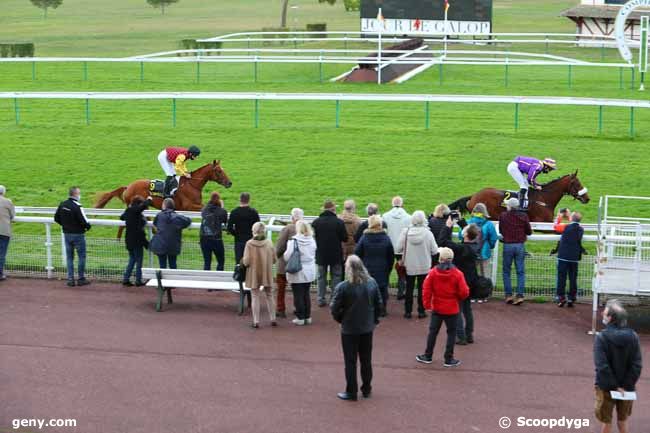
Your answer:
[519,188,529,211]
[163,176,174,198]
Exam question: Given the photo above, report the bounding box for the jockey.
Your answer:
[507,156,557,210]
[157,145,201,197]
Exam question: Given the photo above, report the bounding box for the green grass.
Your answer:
[1,0,650,226]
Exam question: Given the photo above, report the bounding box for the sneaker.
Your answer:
[443,359,462,368]
[304,318,312,325]
[476,299,484,304]
[513,296,525,306]
[415,354,433,364]
[567,301,574,308]
[318,301,327,308]
[0,275,7,281]
[271,321,278,327]
[292,318,305,326]
[67,280,76,287]
[403,312,412,319]
[557,298,566,308]
[417,312,427,319]
[456,337,468,346]
[122,281,133,287]
[470,299,477,303]
[276,311,287,318]
[77,279,91,287]
[466,335,474,344]
[135,281,146,287]
[251,323,259,329]
[505,296,514,304]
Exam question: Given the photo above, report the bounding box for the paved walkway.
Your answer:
[1,278,648,433]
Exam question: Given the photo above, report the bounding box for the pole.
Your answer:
[639,16,648,91]
[631,68,635,90]
[85,98,90,126]
[443,5,449,58]
[598,105,603,134]
[425,101,430,130]
[630,107,635,137]
[335,100,340,128]
[83,61,88,81]
[140,61,144,83]
[32,61,36,81]
[14,98,19,125]
[514,103,519,131]
[377,10,382,86]
[172,98,177,128]
[504,61,509,87]
[45,223,53,279]
[568,64,572,89]
[254,52,258,83]
[147,225,154,267]
[619,67,623,90]
[439,63,443,86]
[319,50,323,83]
[196,61,201,84]
[254,99,259,128]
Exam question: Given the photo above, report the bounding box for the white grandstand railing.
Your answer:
[1,91,649,109]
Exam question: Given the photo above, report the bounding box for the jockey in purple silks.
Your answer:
[507,156,557,210]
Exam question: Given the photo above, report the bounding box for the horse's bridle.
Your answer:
[568,178,588,202]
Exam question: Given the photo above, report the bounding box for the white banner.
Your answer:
[361,18,491,35]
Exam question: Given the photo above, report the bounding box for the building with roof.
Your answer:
[560,0,650,41]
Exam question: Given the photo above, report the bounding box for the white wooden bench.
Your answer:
[141,268,250,314]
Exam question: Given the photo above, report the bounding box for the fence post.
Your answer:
[32,61,36,81]
[172,98,177,127]
[254,52,258,83]
[85,99,90,126]
[568,64,572,89]
[631,68,636,90]
[45,223,53,279]
[619,67,623,90]
[425,101,430,130]
[439,63,443,86]
[504,62,509,87]
[196,60,201,84]
[254,99,259,128]
[491,240,500,287]
[14,98,19,125]
[600,43,605,62]
[344,34,348,52]
[629,107,635,138]
[147,225,154,267]
[514,103,520,131]
[83,61,88,81]
[319,50,323,83]
[335,100,340,128]
[140,61,144,83]
[545,36,549,55]
[60,230,66,268]
[598,105,603,134]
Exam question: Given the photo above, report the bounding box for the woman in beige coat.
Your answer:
[242,222,277,328]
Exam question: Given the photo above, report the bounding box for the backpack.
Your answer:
[473,276,493,299]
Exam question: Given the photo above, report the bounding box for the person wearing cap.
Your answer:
[157,145,201,197]
[312,200,348,307]
[416,247,469,368]
[498,197,532,305]
[507,155,557,210]
[338,199,362,262]
[0,185,16,281]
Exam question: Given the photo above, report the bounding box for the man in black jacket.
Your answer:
[312,200,348,307]
[594,300,643,433]
[330,255,383,401]
[54,186,91,287]
[556,212,584,308]
[227,192,260,264]
[437,217,480,345]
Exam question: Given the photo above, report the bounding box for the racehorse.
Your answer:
[448,171,590,222]
[94,160,232,211]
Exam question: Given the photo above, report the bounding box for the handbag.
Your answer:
[394,229,408,278]
[232,263,247,282]
[285,239,303,274]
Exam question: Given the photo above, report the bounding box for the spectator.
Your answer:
[498,198,531,305]
[283,220,317,326]
[330,255,382,401]
[550,208,571,255]
[150,198,191,269]
[54,186,91,287]
[339,199,362,261]
[428,203,450,246]
[383,196,411,300]
[464,203,498,285]
[438,218,480,345]
[556,212,584,308]
[594,300,643,433]
[0,185,16,281]
[353,203,387,243]
[354,215,394,315]
[397,210,438,319]
[227,192,260,264]
[120,195,152,286]
[312,200,347,307]
[242,222,277,328]
[416,247,469,367]
[199,192,228,271]
[275,208,304,318]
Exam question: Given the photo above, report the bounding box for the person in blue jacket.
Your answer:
[459,203,497,302]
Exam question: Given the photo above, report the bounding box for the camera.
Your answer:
[449,210,461,220]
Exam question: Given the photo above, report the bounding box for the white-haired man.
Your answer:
[275,208,304,318]
[0,185,16,281]
[383,196,411,300]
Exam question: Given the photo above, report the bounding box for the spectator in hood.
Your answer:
[383,196,411,300]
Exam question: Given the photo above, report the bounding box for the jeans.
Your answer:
[456,298,474,340]
[424,313,458,362]
[200,237,225,271]
[341,332,373,396]
[64,233,86,281]
[291,282,312,320]
[395,254,406,298]
[157,254,177,269]
[556,260,579,301]
[502,243,526,297]
[123,246,144,283]
[405,274,426,315]
[234,241,247,264]
[0,235,9,276]
[378,283,388,313]
[317,263,343,304]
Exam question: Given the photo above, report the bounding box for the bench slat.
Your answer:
[145,279,248,291]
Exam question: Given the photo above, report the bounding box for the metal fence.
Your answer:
[5,210,599,300]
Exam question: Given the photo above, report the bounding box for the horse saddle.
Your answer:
[500,190,519,207]
[148,180,165,196]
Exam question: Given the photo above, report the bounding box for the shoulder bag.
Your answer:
[286,239,303,274]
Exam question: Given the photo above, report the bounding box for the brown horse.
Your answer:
[448,171,590,222]
[94,160,232,211]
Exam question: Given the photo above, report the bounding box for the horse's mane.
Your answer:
[541,173,573,188]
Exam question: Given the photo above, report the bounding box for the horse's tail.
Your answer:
[94,186,127,208]
[448,195,472,214]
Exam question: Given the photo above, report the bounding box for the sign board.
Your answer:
[615,0,650,63]
[360,0,493,35]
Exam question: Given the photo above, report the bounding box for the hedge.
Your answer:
[0,43,35,57]
[306,23,327,38]
[343,0,360,11]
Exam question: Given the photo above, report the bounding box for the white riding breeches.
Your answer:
[507,161,529,190]
[158,150,176,177]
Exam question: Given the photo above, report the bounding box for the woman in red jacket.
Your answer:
[416,247,469,368]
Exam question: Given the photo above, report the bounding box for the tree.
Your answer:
[30,0,63,20]
[146,0,179,15]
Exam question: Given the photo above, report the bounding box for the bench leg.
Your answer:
[156,270,164,312]
[167,287,173,305]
